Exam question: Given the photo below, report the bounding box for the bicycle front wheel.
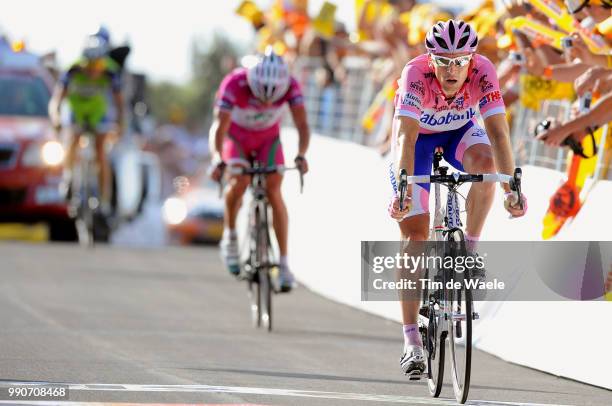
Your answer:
[259,269,272,331]
[422,244,445,397]
[447,229,472,404]
[252,201,273,332]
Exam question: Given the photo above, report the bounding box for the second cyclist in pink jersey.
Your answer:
[388,20,528,378]
[209,48,310,292]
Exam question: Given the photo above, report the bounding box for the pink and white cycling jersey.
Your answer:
[216,68,304,138]
[394,53,505,133]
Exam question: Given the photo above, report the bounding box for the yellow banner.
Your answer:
[355,0,393,41]
[235,0,264,27]
[362,80,396,132]
[312,1,337,39]
[519,74,575,111]
[526,0,610,54]
[506,16,566,50]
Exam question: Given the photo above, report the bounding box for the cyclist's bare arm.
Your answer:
[396,116,421,189]
[483,113,515,194]
[112,90,125,132]
[289,104,310,158]
[48,85,67,128]
[209,108,232,163]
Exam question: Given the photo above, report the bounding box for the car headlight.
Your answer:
[41,141,65,166]
[23,141,65,167]
[162,197,188,225]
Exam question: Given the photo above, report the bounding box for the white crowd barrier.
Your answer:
[279,129,612,390]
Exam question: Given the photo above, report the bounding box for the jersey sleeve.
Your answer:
[284,76,304,107]
[59,67,77,88]
[394,63,426,121]
[474,56,506,119]
[108,70,122,93]
[216,72,238,112]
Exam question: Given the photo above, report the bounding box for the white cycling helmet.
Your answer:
[246,47,290,103]
[82,35,109,60]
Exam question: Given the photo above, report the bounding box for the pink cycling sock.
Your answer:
[465,233,480,253]
[403,324,422,348]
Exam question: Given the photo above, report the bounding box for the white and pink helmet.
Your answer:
[246,47,290,103]
[425,19,478,54]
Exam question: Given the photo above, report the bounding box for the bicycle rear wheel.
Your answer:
[447,229,472,404]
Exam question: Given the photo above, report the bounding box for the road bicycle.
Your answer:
[398,147,523,404]
[226,160,303,332]
[68,122,113,247]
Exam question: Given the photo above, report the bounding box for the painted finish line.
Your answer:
[0,382,576,406]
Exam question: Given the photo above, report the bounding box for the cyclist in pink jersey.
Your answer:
[388,20,528,378]
[209,48,310,292]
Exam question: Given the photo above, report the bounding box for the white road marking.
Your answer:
[0,381,577,406]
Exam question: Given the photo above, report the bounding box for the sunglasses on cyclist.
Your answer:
[430,54,472,68]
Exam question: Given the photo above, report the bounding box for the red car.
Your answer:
[0,40,74,240]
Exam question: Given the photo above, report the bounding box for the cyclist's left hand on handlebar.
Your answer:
[295,155,308,174]
[504,191,528,218]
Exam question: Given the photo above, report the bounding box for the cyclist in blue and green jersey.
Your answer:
[49,34,125,214]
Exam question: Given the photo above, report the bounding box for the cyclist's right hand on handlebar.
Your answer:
[504,191,528,218]
[388,193,411,222]
[209,160,226,183]
[294,155,308,174]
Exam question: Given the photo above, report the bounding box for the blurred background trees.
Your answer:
[147,33,240,131]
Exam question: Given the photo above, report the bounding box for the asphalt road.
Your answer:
[0,243,609,406]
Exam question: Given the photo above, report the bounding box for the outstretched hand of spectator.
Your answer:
[574,65,609,96]
[523,47,545,77]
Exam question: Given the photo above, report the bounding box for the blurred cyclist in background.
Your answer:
[388,20,527,378]
[209,47,310,292]
[49,33,125,216]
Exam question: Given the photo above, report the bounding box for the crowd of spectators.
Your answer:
[234,0,612,170]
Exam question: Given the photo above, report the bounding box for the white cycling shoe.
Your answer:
[400,345,426,380]
[220,235,240,276]
[277,264,295,293]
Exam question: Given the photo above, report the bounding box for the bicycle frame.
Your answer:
[247,163,276,274]
[225,161,303,331]
[72,130,99,246]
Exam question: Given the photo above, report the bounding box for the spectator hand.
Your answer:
[524,47,545,77]
[567,33,598,65]
[536,123,572,147]
[574,65,609,96]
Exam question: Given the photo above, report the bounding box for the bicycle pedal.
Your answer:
[277,285,292,294]
[227,265,241,277]
[406,370,423,381]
